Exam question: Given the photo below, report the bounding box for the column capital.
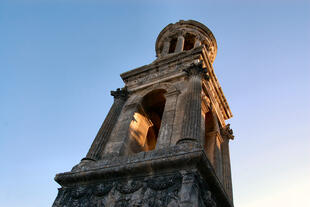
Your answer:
[183,61,209,80]
[164,36,172,42]
[110,87,128,100]
[176,29,186,37]
[220,124,234,140]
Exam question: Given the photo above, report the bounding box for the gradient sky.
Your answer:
[1,0,309,206]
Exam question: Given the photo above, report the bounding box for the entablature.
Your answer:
[120,46,204,90]
[201,47,233,121]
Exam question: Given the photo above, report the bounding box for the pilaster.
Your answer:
[156,90,180,149]
[220,124,234,202]
[177,62,207,145]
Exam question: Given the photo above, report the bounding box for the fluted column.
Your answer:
[84,88,128,161]
[220,124,234,202]
[177,63,207,145]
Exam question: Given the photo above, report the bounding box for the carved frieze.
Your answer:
[147,172,182,191]
[93,183,113,197]
[53,171,217,207]
[125,64,179,88]
[116,179,143,194]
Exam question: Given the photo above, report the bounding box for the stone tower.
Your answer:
[53,20,235,207]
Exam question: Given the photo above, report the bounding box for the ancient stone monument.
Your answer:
[53,20,235,207]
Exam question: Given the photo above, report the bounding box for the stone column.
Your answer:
[177,63,207,145]
[84,88,128,161]
[220,124,234,202]
[194,39,201,47]
[156,90,180,149]
[161,38,171,56]
[175,33,185,53]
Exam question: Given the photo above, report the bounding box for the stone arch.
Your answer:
[125,82,179,107]
[123,82,180,155]
[124,93,141,107]
[140,82,179,97]
[126,89,167,154]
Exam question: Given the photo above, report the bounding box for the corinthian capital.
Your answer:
[220,124,234,140]
[110,87,128,100]
[183,60,209,80]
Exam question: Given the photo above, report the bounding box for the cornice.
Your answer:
[201,47,233,120]
[120,46,204,82]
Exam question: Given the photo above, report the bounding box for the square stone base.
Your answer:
[53,145,233,207]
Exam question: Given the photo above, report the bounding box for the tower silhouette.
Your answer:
[53,20,234,207]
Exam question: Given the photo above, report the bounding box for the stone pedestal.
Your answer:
[53,146,233,207]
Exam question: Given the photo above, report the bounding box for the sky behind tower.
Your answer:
[0,0,309,206]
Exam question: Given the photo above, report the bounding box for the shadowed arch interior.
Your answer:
[168,37,177,54]
[128,89,166,153]
[184,33,196,51]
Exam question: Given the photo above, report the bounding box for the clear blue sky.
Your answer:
[0,0,309,206]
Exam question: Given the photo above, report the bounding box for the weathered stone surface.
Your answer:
[53,168,221,207]
[178,62,206,145]
[55,145,233,206]
[155,20,218,63]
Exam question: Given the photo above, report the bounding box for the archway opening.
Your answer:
[129,89,166,153]
[204,110,223,181]
[168,38,177,54]
[183,33,196,51]
[204,110,217,160]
